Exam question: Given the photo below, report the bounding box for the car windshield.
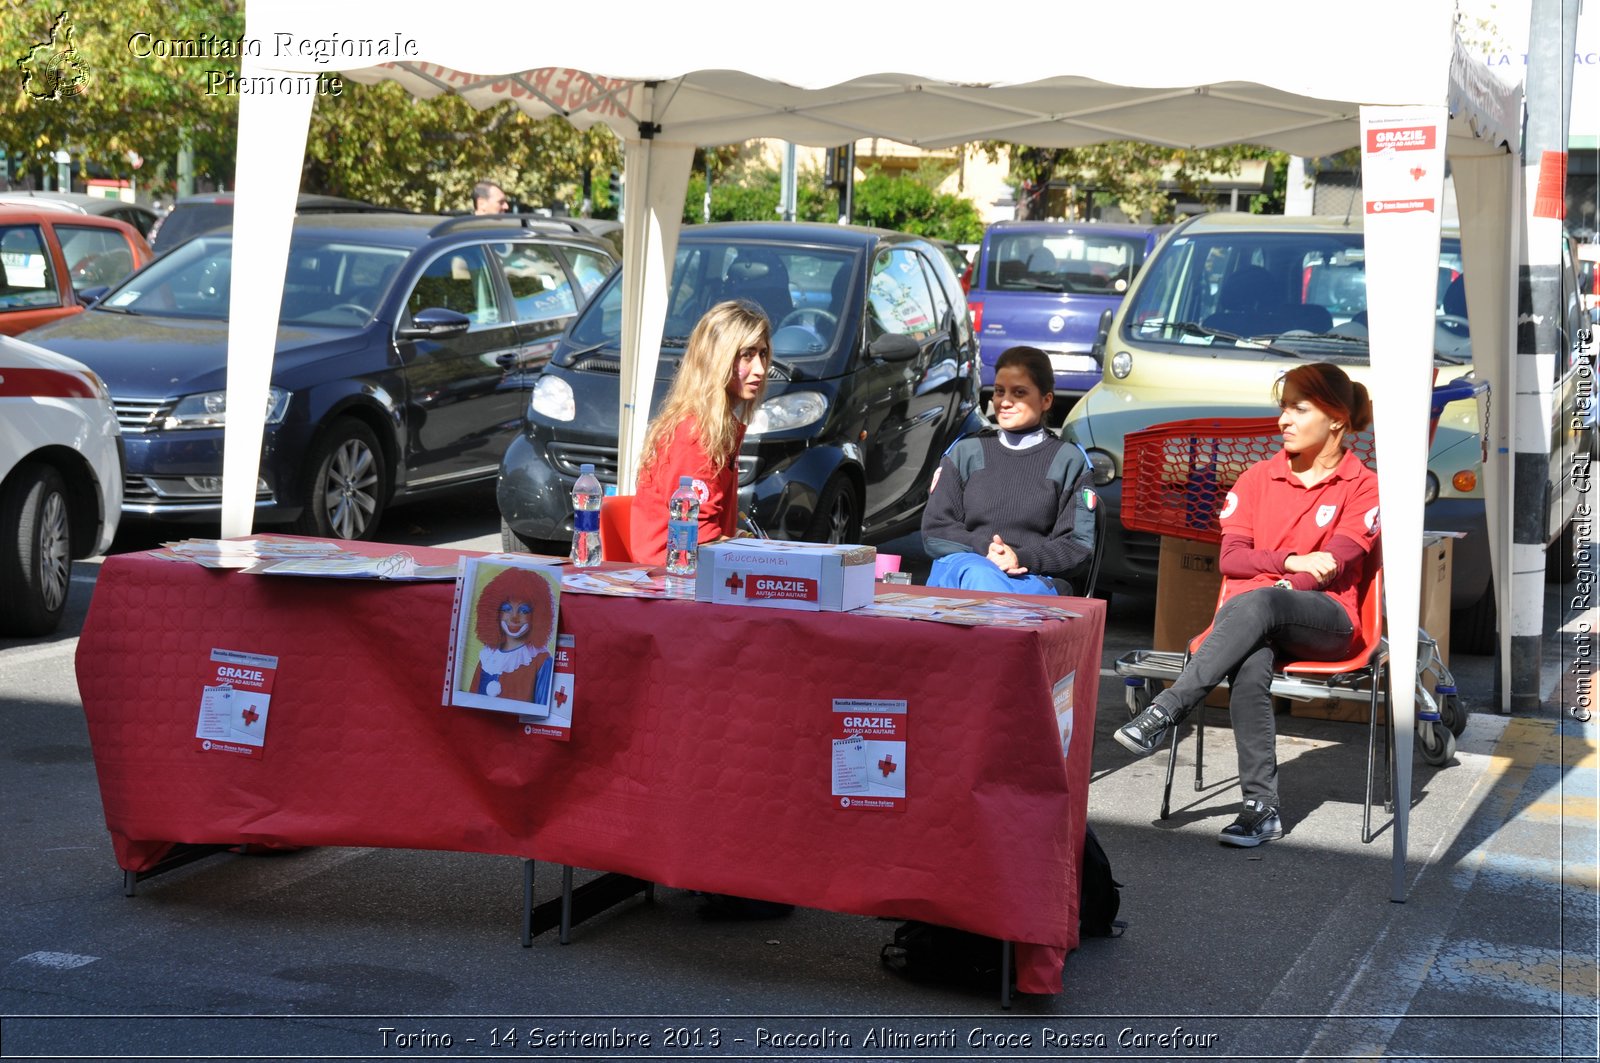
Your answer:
[98,234,410,326]
[1122,229,1470,364]
[987,230,1148,295]
[567,241,858,362]
[151,202,234,251]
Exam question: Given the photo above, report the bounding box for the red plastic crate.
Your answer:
[1118,378,1486,544]
[1121,418,1377,544]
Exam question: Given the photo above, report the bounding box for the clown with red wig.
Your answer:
[468,566,556,704]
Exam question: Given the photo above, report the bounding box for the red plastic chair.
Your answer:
[598,495,634,563]
[1159,551,1394,841]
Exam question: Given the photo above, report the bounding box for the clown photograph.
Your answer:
[447,557,562,716]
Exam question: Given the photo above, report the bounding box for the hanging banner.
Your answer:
[1362,113,1446,216]
[1359,103,1447,899]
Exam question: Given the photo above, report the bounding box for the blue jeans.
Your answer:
[1151,587,1353,807]
[927,552,1058,596]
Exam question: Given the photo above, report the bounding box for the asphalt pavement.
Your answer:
[1,490,1594,1062]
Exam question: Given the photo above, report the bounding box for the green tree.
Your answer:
[2,0,244,195]
[0,1,622,211]
[982,141,1287,223]
[684,162,983,242]
[849,170,984,242]
[301,83,621,214]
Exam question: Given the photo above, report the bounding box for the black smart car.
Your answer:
[497,222,984,550]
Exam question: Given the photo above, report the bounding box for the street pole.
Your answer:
[1511,0,1581,710]
[177,131,194,197]
[840,142,855,225]
[779,142,797,222]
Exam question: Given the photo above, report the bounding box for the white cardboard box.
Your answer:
[695,539,877,612]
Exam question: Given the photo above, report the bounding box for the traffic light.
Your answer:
[607,169,624,216]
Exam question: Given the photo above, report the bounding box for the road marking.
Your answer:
[14,951,98,970]
[1288,716,1597,1056]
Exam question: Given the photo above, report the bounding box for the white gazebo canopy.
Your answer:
[227,0,1522,899]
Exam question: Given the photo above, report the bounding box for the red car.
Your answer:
[0,207,153,336]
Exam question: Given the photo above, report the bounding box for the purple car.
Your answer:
[966,221,1165,410]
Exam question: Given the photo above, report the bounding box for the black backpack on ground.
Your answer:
[880,824,1124,987]
[1079,823,1125,937]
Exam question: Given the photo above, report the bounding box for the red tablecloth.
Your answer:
[76,544,1103,994]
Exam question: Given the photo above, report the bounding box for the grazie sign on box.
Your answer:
[695,539,876,612]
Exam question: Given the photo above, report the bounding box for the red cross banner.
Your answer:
[832,698,907,811]
[194,648,278,758]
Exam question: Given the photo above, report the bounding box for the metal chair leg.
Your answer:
[1363,668,1381,843]
[1193,703,1206,791]
[1160,720,1181,820]
[1383,665,1396,813]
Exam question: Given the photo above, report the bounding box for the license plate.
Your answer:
[1047,353,1098,374]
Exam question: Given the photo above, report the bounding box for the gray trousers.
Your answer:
[1152,587,1354,807]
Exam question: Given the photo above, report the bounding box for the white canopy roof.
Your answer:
[239,0,1523,156]
[224,0,1524,898]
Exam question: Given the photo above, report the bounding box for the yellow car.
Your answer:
[1062,213,1592,654]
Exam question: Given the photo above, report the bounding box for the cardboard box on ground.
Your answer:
[1151,535,1454,724]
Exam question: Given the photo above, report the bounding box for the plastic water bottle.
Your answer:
[666,476,700,577]
[570,464,602,567]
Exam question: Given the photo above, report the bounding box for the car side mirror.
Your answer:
[869,333,920,362]
[76,285,110,307]
[1090,308,1115,359]
[397,307,471,341]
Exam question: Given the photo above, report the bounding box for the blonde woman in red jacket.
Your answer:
[629,300,771,565]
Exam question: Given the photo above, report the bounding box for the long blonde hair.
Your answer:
[640,300,771,476]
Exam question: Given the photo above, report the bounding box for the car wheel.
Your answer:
[1449,583,1496,657]
[501,518,565,557]
[806,476,862,545]
[0,462,73,637]
[294,420,387,541]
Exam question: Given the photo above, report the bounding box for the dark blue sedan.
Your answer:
[20,212,616,538]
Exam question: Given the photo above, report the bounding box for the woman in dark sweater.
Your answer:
[921,346,1095,595]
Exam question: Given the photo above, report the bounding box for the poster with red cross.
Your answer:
[521,633,574,742]
[1360,110,1445,217]
[194,648,278,758]
[832,698,906,811]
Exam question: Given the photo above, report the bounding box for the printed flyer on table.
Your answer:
[831,698,907,811]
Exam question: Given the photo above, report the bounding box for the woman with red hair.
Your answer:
[1114,362,1380,848]
[468,566,556,704]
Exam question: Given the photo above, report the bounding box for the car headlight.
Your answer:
[1110,351,1133,379]
[162,386,290,429]
[747,391,828,436]
[1087,448,1117,485]
[1424,471,1439,504]
[530,375,575,421]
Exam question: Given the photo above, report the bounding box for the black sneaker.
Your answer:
[1114,704,1173,757]
[1219,799,1283,847]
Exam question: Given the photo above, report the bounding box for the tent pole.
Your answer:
[220,79,313,538]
